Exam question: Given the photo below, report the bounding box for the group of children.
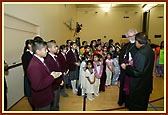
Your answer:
[21,36,121,110]
[77,39,121,101]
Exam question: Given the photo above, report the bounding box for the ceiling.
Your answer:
[76,4,163,8]
[76,4,143,8]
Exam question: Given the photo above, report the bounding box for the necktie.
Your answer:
[73,51,77,62]
[54,56,60,68]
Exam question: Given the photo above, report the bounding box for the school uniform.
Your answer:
[66,49,80,73]
[27,55,55,110]
[66,49,80,93]
[21,50,33,96]
[21,50,34,110]
[44,53,63,110]
[57,52,69,97]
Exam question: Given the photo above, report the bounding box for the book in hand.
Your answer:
[51,72,62,79]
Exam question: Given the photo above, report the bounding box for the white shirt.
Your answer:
[34,54,44,64]
[48,52,57,61]
[26,49,33,55]
[61,52,66,59]
[106,59,113,71]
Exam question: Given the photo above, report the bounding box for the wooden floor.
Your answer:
[8,76,164,112]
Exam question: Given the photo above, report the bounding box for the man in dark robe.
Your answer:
[118,29,138,107]
[121,32,154,111]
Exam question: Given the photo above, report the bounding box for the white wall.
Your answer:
[77,6,143,44]
[148,6,164,45]
[4,3,77,45]
[3,3,77,109]
[4,14,38,110]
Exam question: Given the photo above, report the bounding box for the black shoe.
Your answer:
[66,84,70,89]
[118,102,124,106]
[61,92,69,97]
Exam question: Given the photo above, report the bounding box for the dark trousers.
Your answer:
[35,104,51,111]
[118,74,126,106]
[51,88,60,111]
[128,92,150,111]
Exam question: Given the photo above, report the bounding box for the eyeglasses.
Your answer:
[127,35,135,38]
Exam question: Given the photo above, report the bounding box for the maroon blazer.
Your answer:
[57,52,68,73]
[44,53,63,90]
[27,56,55,108]
[66,49,80,71]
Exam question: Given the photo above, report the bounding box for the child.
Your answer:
[112,53,120,85]
[21,39,34,110]
[78,56,87,96]
[57,45,69,97]
[85,60,95,101]
[105,53,114,88]
[66,42,80,94]
[27,40,62,111]
[44,40,63,111]
[93,54,103,96]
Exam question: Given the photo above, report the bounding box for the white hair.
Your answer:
[125,29,138,38]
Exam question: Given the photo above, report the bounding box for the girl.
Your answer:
[90,40,97,53]
[78,56,87,96]
[66,42,80,94]
[57,45,69,97]
[112,53,120,85]
[85,60,95,101]
[93,54,103,96]
[155,41,164,77]
[105,53,114,88]
[21,39,34,110]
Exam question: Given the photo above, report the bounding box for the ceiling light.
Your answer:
[99,4,112,12]
[142,4,158,12]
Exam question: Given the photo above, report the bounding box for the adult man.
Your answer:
[121,32,154,111]
[118,29,138,107]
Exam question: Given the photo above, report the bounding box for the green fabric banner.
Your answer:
[159,49,164,64]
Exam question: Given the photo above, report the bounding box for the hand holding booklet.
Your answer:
[51,72,62,79]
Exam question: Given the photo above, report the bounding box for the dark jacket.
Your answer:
[44,53,63,90]
[27,56,55,108]
[126,45,154,94]
[21,51,33,96]
[21,51,33,76]
[118,42,138,105]
[57,52,68,73]
[66,49,80,71]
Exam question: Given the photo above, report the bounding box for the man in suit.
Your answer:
[121,32,154,111]
[27,40,62,111]
[44,40,63,110]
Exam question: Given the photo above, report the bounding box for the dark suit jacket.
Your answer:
[57,52,68,73]
[66,49,80,71]
[126,45,154,98]
[44,53,63,90]
[27,56,55,108]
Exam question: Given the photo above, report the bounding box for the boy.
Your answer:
[44,40,63,110]
[27,40,62,111]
